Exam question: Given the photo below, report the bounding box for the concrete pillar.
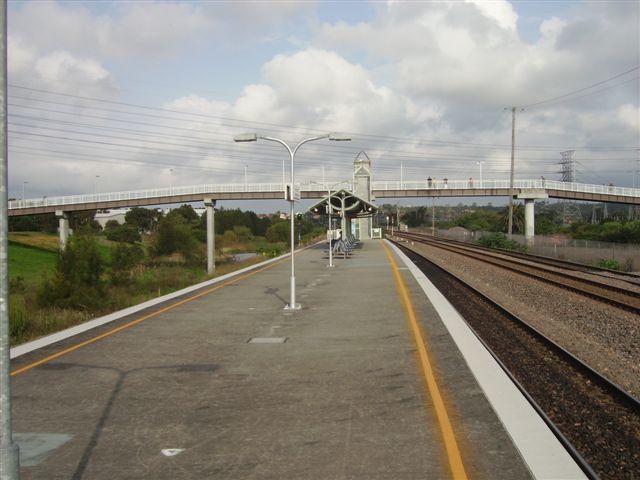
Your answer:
[55,209,69,251]
[524,198,535,244]
[516,190,548,247]
[204,198,216,275]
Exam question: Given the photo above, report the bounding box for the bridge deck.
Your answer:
[10,240,583,479]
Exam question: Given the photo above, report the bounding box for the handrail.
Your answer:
[9,179,639,211]
[371,179,639,197]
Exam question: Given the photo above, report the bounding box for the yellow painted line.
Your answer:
[382,242,468,480]
[11,259,284,377]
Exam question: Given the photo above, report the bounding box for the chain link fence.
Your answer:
[416,227,640,272]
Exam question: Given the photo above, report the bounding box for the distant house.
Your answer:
[94,208,129,228]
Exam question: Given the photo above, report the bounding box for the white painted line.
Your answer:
[161,449,184,457]
[387,241,587,480]
[10,253,289,359]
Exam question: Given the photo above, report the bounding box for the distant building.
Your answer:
[94,208,129,228]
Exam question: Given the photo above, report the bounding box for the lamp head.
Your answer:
[328,132,351,141]
[234,133,258,142]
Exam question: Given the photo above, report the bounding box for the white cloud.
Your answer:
[34,51,111,88]
[616,104,640,133]
[465,0,518,32]
[9,1,211,59]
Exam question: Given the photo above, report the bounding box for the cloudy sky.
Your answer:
[7,0,640,210]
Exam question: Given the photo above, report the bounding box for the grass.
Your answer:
[8,242,57,287]
[9,231,59,251]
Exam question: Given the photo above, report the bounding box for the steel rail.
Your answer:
[394,232,640,314]
[404,230,640,283]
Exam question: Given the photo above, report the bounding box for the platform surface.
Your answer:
[11,240,542,479]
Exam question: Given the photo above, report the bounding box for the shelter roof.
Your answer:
[308,189,378,217]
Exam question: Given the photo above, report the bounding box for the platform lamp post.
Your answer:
[311,180,350,268]
[234,132,350,310]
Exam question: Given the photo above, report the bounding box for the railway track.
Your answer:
[391,241,640,479]
[394,231,640,314]
[405,231,640,284]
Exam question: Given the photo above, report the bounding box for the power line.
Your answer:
[521,65,640,109]
[10,83,638,152]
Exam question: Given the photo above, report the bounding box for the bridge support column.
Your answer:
[516,190,548,246]
[204,198,216,275]
[524,199,535,243]
[55,210,69,251]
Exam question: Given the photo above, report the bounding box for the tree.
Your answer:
[69,210,101,231]
[105,224,141,243]
[125,207,162,233]
[152,214,202,264]
[500,204,525,234]
[104,219,120,232]
[266,222,289,243]
[402,207,429,228]
[455,210,501,232]
[168,204,199,224]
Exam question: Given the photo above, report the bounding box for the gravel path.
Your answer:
[399,239,640,398]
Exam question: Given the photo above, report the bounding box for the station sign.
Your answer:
[285,183,301,201]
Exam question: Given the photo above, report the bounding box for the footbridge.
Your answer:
[8,176,640,268]
[8,179,639,216]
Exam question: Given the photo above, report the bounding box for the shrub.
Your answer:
[266,222,289,243]
[37,233,106,310]
[598,258,621,271]
[232,225,253,242]
[111,244,145,284]
[9,275,26,293]
[105,224,141,243]
[478,232,522,251]
[9,296,29,340]
[222,229,238,244]
[256,245,282,258]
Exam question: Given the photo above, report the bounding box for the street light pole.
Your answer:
[21,181,27,204]
[244,165,248,191]
[234,132,350,310]
[1,0,21,476]
[476,161,484,187]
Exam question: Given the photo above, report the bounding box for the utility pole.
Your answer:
[0,0,21,477]
[431,197,435,236]
[507,106,521,237]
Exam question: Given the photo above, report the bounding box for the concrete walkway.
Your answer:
[11,240,531,479]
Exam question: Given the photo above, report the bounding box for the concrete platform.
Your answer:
[10,240,581,479]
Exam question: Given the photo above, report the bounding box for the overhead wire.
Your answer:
[9,105,636,165]
[521,65,640,109]
[9,83,638,152]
